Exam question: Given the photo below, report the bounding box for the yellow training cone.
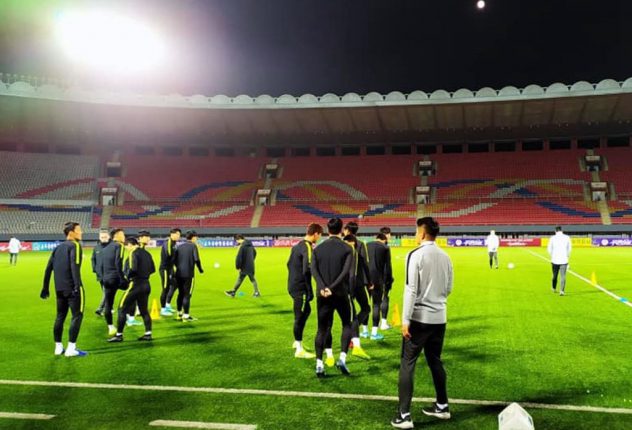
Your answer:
[590,271,597,286]
[150,299,161,320]
[391,303,402,327]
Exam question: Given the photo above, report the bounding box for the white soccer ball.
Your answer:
[507,263,515,270]
[477,0,486,9]
[213,262,220,269]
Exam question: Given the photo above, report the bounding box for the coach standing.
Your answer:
[548,226,571,296]
[91,230,111,316]
[392,217,453,429]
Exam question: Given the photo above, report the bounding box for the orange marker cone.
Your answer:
[391,303,402,327]
[150,299,161,320]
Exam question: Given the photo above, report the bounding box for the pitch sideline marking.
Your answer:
[0,412,55,420]
[149,420,256,430]
[0,379,631,416]
[526,250,632,309]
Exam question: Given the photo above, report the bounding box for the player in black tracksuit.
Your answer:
[312,218,354,377]
[367,233,394,337]
[174,231,204,321]
[91,230,111,316]
[343,222,374,350]
[225,235,260,297]
[159,228,181,316]
[100,229,127,334]
[108,237,155,342]
[40,222,87,357]
[287,223,323,358]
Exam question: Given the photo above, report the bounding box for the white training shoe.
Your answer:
[64,349,88,357]
[54,345,65,356]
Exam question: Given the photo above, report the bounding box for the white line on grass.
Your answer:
[0,412,55,420]
[149,420,256,429]
[1,379,631,416]
[526,250,632,309]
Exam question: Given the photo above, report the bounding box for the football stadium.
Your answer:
[0,1,631,429]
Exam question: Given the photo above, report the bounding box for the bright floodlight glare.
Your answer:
[477,0,486,9]
[55,10,167,74]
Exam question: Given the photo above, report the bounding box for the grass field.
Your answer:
[0,245,631,429]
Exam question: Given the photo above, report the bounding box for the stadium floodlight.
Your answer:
[477,0,486,9]
[55,10,167,75]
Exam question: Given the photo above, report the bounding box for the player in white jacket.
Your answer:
[485,230,500,269]
[547,226,572,296]
[8,236,21,266]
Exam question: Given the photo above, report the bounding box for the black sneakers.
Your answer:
[390,413,413,429]
[224,290,235,298]
[422,403,451,420]
[107,335,123,343]
[138,334,153,341]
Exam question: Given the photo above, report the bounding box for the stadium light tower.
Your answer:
[55,10,167,75]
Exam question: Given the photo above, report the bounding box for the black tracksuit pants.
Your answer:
[315,294,353,360]
[116,280,151,333]
[398,321,448,414]
[292,293,312,342]
[160,268,175,307]
[54,288,85,343]
[351,283,371,337]
[176,276,194,314]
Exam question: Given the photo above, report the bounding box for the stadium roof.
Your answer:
[1,76,631,144]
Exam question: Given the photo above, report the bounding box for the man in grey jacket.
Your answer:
[391,217,453,429]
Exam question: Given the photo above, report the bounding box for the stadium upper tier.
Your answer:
[0,151,99,201]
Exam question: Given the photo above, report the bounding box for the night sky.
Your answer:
[0,0,631,97]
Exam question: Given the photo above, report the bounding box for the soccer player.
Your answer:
[91,230,111,316]
[174,230,204,321]
[392,217,453,429]
[160,228,181,316]
[108,237,155,342]
[378,226,394,330]
[8,236,20,266]
[312,218,354,377]
[342,225,373,359]
[40,222,87,357]
[287,223,323,359]
[548,226,572,296]
[367,233,394,340]
[137,230,151,248]
[225,235,260,298]
[485,230,500,269]
[101,228,133,335]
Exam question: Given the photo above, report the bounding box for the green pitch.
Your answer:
[0,246,631,429]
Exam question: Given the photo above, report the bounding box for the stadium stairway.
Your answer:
[249,159,276,228]
[100,205,113,229]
